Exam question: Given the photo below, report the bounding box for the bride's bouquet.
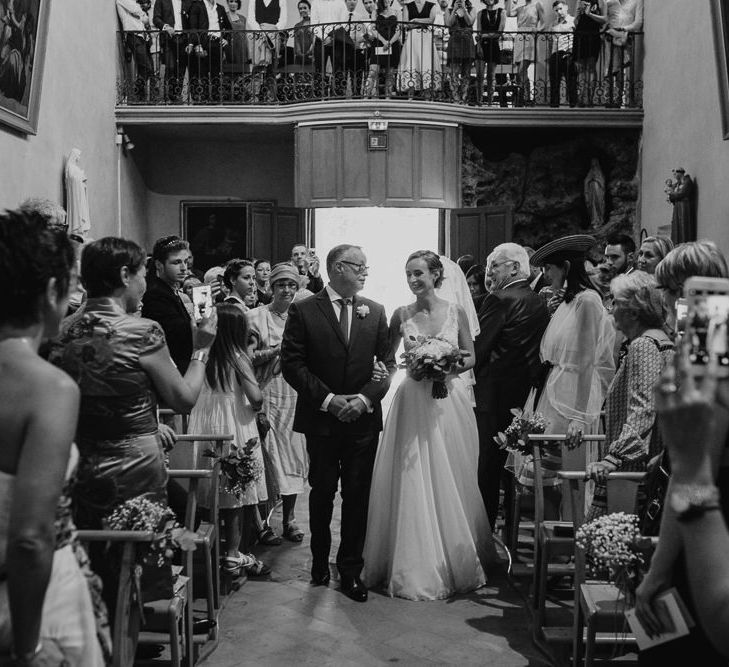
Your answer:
[400,334,469,399]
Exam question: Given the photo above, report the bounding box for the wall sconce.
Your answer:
[116,128,135,151]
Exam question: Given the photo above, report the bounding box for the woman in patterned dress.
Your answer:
[247,263,309,543]
[585,271,673,520]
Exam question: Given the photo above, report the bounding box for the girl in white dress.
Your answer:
[363,250,497,600]
[188,303,269,574]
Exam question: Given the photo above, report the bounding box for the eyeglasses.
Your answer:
[488,260,514,271]
[339,260,369,274]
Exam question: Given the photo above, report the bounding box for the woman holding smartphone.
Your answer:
[445,0,476,103]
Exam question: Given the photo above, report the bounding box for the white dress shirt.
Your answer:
[116,0,150,32]
[247,0,288,31]
[165,0,184,31]
[204,0,221,30]
[320,284,373,413]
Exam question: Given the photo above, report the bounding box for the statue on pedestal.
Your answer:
[665,167,696,244]
[64,149,91,238]
[584,157,605,229]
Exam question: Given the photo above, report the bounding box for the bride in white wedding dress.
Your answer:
[363,251,497,600]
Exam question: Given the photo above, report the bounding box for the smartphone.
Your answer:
[684,277,729,376]
[191,284,214,322]
[674,297,688,337]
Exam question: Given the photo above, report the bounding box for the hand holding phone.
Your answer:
[191,284,214,322]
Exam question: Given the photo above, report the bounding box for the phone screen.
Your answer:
[191,285,214,322]
[674,297,688,337]
[685,287,729,375]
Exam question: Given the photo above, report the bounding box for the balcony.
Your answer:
[117,25,643,128]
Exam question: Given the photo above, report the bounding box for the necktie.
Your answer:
[337,298,351,343]
[347,12,353,38]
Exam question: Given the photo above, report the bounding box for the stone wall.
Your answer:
[462,128,642,252]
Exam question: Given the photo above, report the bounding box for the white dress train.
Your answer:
[363,303,497,600]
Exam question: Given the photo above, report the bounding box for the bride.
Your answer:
[363,250,497,600]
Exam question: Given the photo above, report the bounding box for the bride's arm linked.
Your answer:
[455,305,476,375]
[339,303,396,422]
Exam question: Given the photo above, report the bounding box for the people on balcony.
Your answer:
[291,0,315,67]
[506,0,544,106]
[445,0,475,104]
[398,0,437,96]
[604,0,643,107]
[432,0,450,93]
[153,0,194,102]
[225,0,250,73]
[189,0,232,102]
[548,0,576,108]
[364,0,402,97]
[116,0,155,103]
[573,0,606,107]
[475,0,505,106]
[248,0,287,100]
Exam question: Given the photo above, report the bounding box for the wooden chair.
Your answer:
[560,470,653,667]
[527,433,606,634]
[168,433,232,665]
[76,530,156,667]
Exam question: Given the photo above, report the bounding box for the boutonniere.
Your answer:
[355,304,370,319]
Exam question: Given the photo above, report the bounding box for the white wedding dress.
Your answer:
[363,303,497,600]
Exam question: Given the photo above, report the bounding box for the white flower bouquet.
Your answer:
[399,334,469,399]
[575,512,648,598]
[105,496,197,567]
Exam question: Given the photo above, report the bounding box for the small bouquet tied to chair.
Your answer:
[203,436,264,499]
[400,335,470,399]
[575,511,653,604]
[493,407,550,456]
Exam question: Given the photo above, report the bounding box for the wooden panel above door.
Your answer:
[296,123,461,208]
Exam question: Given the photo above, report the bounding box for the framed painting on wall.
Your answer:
[181,200,274,274]
[713,0,729,139]
[0,0,50,135]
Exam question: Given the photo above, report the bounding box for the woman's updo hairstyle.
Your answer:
[407,250,444,288]
[81,237,147,298]
[0,209,74,327]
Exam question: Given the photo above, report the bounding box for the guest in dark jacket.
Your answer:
[141,235,194,373]
[188,0,233,101]
[474,242,549,531]
[153,0,195,99]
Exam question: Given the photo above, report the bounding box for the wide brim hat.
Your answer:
[530,234,597,267]
[269,262,301,287]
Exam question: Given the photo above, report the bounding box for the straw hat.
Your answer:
[529,234,597,267]
[269,262,301,287]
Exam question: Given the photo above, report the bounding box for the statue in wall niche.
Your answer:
[64,149,91,238]
[584,157,605,228]
[665,167,696,244]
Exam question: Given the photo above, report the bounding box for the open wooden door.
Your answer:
[248,205,307,264]
[447,206,513,263]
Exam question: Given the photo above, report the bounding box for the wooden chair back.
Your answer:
[76,530,156,667]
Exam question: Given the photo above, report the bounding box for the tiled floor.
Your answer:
[203,492,553,667]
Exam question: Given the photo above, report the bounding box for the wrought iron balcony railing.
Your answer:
[117,24,642,108]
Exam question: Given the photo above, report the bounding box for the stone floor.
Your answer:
[202,492,554,667]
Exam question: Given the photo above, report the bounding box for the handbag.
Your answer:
[639,449,670,536]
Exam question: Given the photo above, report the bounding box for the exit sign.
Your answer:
[368,131,388,151]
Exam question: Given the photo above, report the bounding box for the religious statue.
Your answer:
[665,167,696,244]
[64,149,91,238]
[584,157,605,229]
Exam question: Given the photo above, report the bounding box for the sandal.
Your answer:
[221,552,247,574]
[257,525,282,546]
[283,522,304,543]
[241,553,271,576]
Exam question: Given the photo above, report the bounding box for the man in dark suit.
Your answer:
[474,242,550,534]
[141,235,194,373]
[282,244,394,602]
[153,0,194,100]
[188,0,232,102]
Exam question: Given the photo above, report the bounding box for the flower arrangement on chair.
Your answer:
[575,512,651,602]
[203,437,263,499]
[399,335,470,399]
[105,496,197,567]
[493,407,549,455]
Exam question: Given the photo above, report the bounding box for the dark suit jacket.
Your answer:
[153,0,193,42]
[473,279,549,411]
[281,290,395,437]
[188,0,232,48]
[141,277,194,374]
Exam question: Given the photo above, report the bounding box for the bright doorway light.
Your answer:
[314,207,440,319]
